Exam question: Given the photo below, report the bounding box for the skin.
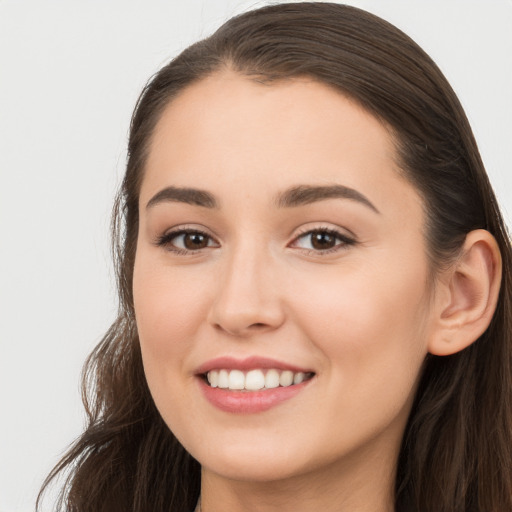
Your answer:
[133,71,447,512]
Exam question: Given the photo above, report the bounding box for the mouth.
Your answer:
[196,357,316,413]
[201,368,316,391]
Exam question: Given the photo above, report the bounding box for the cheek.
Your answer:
[289,262,430,447]
[290,257,430,385]
[133,256,213,367]
[132,256,217,434]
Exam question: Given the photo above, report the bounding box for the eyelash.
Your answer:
[155,228,217,255]
[291,226,356,255]
[155,226,356,256]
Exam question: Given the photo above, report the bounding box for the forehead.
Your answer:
[142,71,422,220]
[148,71,394,172]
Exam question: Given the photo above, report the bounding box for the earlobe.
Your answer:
[428,229,502,356]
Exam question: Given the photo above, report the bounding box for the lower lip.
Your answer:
[198,377,311,414]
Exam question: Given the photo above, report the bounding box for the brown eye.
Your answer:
[310,231,337,250]
[156,229,218,253]
[292,228,355,254]
[182,232,209,250]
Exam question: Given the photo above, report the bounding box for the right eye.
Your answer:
[156,229,219,254]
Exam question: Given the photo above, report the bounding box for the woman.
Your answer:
[38,2,512,511]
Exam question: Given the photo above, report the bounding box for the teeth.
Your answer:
[245,369,265,390]
[279,370,293,387]
[265,369,280,389]
[293,372,305,385]
[206,368,312,391]
[208,370,219,388]
[218,369,229,389]
[228,369,245,390]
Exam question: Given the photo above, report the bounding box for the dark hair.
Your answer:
[38,3,512,511]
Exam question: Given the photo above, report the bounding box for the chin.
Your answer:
[183,433,314,483]
[201,454,310,483]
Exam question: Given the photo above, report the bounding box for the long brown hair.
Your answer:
[38,3,512,511]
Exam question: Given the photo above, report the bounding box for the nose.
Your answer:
[207,245,285,337]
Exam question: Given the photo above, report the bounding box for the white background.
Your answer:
[1,1,511,510]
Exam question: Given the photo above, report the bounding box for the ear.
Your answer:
[428,229,502,356]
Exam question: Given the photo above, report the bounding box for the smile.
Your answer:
[205,368,314,391]
[197,357,316,413]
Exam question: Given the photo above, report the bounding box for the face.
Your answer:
[133,71,436,485]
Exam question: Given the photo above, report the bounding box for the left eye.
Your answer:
[292,229,354,251]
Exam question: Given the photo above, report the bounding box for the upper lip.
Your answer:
[195,356,314,375]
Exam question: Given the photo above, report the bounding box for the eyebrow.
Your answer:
[146,186,218,209]
[145,183,379,213]
[275,184,380,213]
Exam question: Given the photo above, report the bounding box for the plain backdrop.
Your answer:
[1,1,511,510]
